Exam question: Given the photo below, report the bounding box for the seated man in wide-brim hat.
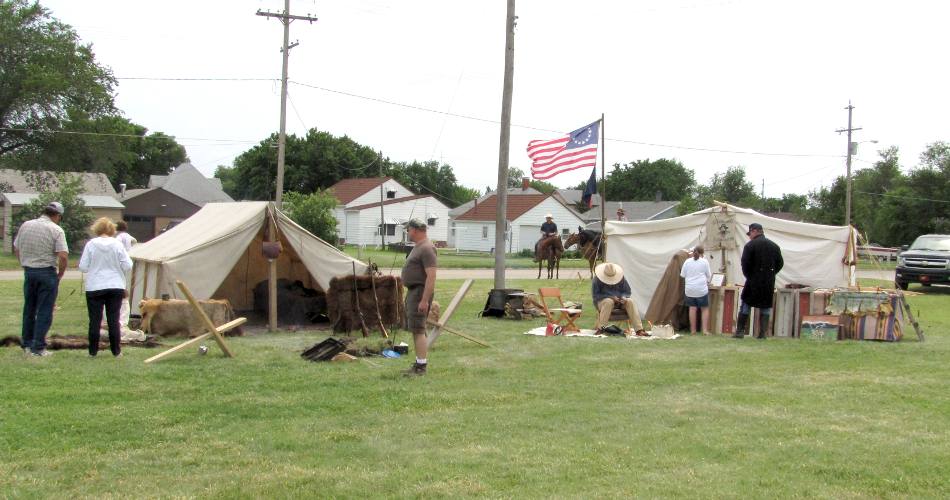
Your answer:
[592,262,646,336]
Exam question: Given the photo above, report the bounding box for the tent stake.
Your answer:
[143,280,245,363]
[427,279,478,348]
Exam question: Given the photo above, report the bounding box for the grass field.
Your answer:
[341,246,590,270]
[2,278,948,497]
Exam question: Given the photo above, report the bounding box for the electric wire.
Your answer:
[109,76,844,160]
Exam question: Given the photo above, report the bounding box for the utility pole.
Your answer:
[257,2,317,333]
[378,152,386,249]
[493,0,516,290]
[257,1,318,209]
[836,102,862,228]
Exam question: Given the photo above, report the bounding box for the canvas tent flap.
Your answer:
[128,202,368,314]
[606,203,855,314]
[275,209,369,290]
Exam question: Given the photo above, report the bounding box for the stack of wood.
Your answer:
[326,274,404,334]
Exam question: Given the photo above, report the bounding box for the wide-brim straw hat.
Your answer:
[594,262,624,285]
[544,213,554,219]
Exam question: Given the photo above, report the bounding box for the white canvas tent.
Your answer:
[605,203,857,314]
[128,202,368,314]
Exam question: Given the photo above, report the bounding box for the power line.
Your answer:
[288,80,843,159]
[853,190,950,204]
[0,127,265,144]
[114,75,844,160]
[117,77,278,82]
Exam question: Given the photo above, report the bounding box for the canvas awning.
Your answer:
[605,203,856,314]
[129,202,368,312]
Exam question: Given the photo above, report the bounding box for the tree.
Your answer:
[0,0,116,156]
[281,190,338,244]
[2,112,186,188]
[694,166,759,209]
[220,129,479,207]
[851,147,903,242]
[10,173,94,251]
[506,166,555,193]
[604,158,696,201]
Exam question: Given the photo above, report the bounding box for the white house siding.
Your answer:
[517,225,540,253]
[343,211,361,245]
[511,198,585,251]
[344,196,449,246]
[346,179,414,208]
[453,221,507,252]
[333,207,346,239]
[452,198,583,253]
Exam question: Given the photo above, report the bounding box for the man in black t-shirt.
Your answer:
[534,214,558,262]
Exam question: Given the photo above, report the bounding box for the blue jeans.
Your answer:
[22,267,60,353]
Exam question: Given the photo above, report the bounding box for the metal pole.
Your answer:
[599,114,606,257]
[493,0,516,290]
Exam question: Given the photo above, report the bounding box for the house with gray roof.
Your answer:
[119,163,233,242]
[0,169,125,252]
[550,188,680,227]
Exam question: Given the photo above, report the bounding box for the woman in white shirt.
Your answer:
[79,218,133,357]
[680,245,713,334]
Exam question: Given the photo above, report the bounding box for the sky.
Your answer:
[40,0,950,199]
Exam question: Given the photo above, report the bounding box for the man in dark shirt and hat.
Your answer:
[401,218,437,375]
[534,213,558,262]
[734,222,784,339]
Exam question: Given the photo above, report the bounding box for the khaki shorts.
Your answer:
[405,286,432,335]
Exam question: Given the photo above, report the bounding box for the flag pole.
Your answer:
[599,113,606,256]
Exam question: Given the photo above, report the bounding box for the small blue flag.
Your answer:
[581,167,597,208]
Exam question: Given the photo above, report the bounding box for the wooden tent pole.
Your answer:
[268,203,278,332]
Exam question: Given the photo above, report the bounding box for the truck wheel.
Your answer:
[896,281,909,290]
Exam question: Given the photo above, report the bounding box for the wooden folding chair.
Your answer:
[609,306,634,333]
[538,287,583,334]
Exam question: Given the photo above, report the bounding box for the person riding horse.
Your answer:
[534,214,558,262]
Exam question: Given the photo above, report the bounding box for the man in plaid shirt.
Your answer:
[14,202,68,357]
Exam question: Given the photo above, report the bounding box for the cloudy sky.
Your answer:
[41,0,950,198]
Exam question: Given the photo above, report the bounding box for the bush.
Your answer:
[10,173,94,252]
[282,190,338,244]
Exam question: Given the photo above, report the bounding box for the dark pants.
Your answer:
[22,267,59,354]
[86,289,124,356]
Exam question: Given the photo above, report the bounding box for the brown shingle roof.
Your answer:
[329,177,390,205]
[346,194,433,211]
[455,193,550,221]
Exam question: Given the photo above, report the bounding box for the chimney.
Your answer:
[655,190,662,203]
[522,177,529,191]
[119,183,127,199]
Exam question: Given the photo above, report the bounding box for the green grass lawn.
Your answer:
[342,246,589,269]
[2,278,948,497]
[0,252,81,271]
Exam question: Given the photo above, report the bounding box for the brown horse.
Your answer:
[565,229,603,278]
[536,235,563,279]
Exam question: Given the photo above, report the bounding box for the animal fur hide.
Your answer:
[326,275,404,334]
[2,335,163,350]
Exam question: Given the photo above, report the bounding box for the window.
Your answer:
[386,190,396,199]
[377,224,397,236]
[427,217,436,226]
[482,226,488,239]
[562,228,569,236]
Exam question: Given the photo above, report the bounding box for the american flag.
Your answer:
[527,120,600,180]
